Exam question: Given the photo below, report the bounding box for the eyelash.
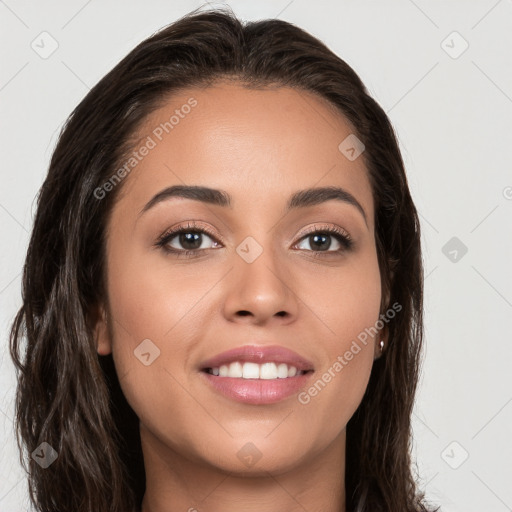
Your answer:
[154,220,354,259]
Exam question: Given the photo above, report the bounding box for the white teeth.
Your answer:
[207,361,306,379]
[228,361,243,378]
[277,363,288,378]
[260,362,277,380]
[242,362,260,379]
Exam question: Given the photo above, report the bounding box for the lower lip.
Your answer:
[200,370,314,405]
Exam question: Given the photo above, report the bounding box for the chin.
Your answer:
[194,435,314,477]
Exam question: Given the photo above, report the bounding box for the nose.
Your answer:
[222,242,299,326]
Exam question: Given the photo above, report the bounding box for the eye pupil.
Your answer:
[310,233,331,251]
[180,232,202,250]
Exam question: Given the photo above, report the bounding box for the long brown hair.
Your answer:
[9,7,435,512]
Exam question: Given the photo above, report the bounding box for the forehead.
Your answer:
[113,81,374,226]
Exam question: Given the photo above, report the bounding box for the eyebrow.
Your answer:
[138,184,368,225]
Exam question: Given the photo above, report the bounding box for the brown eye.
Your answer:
[295,226,353,254]
[172,231,207,251]
[306,233,333,251]
[158,229,220,253]
[155,221,222,257]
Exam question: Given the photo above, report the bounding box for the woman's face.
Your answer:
[95,82,384,475]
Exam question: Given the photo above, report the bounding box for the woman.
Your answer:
[9,7,436,512]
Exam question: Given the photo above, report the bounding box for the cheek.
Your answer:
[103,235,209,399]
[104,245,213,446]
[293,246,382,349]
[106,238,215,342]
[293,250,381,428]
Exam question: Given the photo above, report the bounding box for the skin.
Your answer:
[93,82,387,512]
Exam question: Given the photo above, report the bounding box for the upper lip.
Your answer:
[199,345,315,372]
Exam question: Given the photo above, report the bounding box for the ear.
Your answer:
[374,282,392,360]
[90,302,112,356]
[374,320,389,360]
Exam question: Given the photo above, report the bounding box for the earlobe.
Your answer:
[376,281,392,359]
[91,303,112,356]
[374,323,389,360]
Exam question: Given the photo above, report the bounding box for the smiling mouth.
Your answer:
[201,361,314,379]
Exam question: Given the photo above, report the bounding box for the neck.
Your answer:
[139,424,346,512]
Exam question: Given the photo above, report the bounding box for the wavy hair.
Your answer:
[9,7,435,512]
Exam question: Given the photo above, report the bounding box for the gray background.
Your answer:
[1,1,511,510]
